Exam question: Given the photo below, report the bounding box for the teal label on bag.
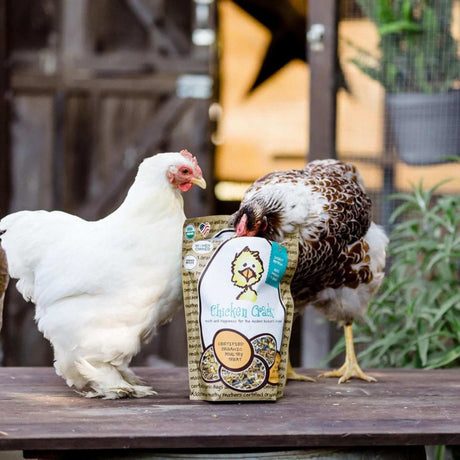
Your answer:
[266,242,288,288]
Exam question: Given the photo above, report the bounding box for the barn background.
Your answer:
[1,0,459,369]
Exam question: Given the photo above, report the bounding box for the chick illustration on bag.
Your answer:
[231,247,264,302]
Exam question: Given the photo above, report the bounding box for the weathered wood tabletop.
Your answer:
[0,367,459,453]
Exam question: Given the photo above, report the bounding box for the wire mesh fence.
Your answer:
[337,0,460,226]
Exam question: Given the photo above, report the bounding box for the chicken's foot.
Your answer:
[319,323,376,384]
[287,356,316,382]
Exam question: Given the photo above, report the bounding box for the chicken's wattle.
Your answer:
[235,214,248,237]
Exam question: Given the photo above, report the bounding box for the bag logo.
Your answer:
[199,222,211,237]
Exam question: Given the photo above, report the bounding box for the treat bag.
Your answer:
[182,215,298,401]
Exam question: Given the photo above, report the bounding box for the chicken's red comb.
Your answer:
[180,149,202,175]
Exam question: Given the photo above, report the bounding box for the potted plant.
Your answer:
[350,0,460,165]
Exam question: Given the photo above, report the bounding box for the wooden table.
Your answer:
[0,367,459,457]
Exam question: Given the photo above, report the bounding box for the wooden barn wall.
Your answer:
[2,0,216,367]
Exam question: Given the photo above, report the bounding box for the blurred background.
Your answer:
[0,0,459,370]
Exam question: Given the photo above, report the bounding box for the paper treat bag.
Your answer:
[182,215,298,401]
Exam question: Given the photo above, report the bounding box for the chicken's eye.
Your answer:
[181,168,190,175]
[243,263,247,267]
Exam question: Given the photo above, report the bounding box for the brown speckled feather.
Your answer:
[233,160,387,324]
[291,161,371,302]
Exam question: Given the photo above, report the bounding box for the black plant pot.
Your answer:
[386,90,460,165]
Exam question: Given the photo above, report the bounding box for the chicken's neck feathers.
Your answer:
[245,182,328,231]
[106,180,185,226]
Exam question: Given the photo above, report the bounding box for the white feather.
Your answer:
[0,152,200,398]
[308,222,389,324]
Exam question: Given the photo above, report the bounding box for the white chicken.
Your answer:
[230,160,388,383]
[0,150,206,398]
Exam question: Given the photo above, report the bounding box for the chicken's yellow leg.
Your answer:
[319,323,376,384]
[287,355,315,382]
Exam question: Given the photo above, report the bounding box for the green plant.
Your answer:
[327,181,460,369]
[350,0,460,92]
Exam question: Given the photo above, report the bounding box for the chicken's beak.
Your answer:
[191,177,207,189]
[240,267,255,281]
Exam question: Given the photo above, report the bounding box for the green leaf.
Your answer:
[376,0,396,25]
[388,191,419,203]
[445,310,460,341]
[435,445,446,460]
[417,335,429,366]
[389,202,418,224]
[432,293,460,325]
[349,60,383,85]
[426,211,456,234]
[391,240,438,254]
[402,0,412,22]
[422,6,438,34]
[378,20,422,36]
[427,178,453,196]
[426,346,460,369]
[424,251,450,273]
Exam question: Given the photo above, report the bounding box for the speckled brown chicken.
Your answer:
[230,159,388,383]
